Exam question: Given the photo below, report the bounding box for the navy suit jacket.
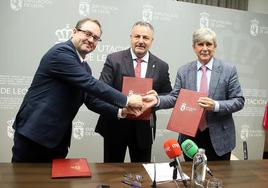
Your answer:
[95,48,172,149]
[159,58,245,156]
[13,40,127,148]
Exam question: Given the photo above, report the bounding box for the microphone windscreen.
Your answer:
[163,138,182,159]
[181,139,198,159]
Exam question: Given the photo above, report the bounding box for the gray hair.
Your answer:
[132,21,154,32]
[192,27,217,46]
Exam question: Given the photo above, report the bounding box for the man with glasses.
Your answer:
[95,21,172,162]
[11,18,143,162]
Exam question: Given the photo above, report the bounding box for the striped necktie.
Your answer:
[135,58,142,78]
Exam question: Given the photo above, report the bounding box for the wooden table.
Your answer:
[1,160,268,188]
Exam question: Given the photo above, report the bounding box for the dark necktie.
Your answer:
[135,58,142,78]
[81,61,92,75]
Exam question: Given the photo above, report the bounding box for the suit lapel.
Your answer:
[189,61,197,91]
[145,53,156,78]
[123,49,135,77]
[209,58,222,97]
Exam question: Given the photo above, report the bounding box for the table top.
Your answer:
[1,160,268,188]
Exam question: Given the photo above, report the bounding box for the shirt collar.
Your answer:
[197,57,214,71]
[76,50,85,63]
[130,48,149,63]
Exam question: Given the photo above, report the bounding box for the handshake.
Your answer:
[125,90,159,117]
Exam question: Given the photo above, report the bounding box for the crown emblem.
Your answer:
[7,119,15,139]
[200,12,210,28]
[250,18,259,37]
[79,0,91,16]
[10,0,23,11]
[73,119,85,140]
[7,119,14,126]
[55,24,72,43]
[240,124,250,141]
[73,119,84,127]
[250,18,259,25]
[142,4,154,22]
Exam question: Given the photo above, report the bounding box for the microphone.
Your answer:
[181,139,213,177]
[164,138,188,187]
[243,140,248,160]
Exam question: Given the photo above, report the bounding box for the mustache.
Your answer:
[136,44,145,48]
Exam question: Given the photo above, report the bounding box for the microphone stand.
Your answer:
[150,114,157,188]
[172,167,180,187]
[169,160,188,187]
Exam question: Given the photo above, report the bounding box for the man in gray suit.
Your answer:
[145,27,244,160]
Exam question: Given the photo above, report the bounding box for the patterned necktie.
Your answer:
[199,65,208,131]
[200,65,208,94]
[135,58,142,78]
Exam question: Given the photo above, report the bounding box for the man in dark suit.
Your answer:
[95,21,172,162]
[11,18,142,163]
[144,27,245,161]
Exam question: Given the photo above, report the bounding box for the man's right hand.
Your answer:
[142,92,158,109]
[127,94,143,108]
[122,107,143,117]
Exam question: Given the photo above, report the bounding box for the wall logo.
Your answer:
[55,24,73,44]
[10,0,23,11]
[73,120,85,140]
[7,119,15,139]
[200,12,210,28]
[10,0,52,11]
[240,124,263,140]
[240,124,249,141]
[142,5,154,22]
[250,19,259,37]
[79,0,91,16]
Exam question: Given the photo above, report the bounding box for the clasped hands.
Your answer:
[127,90,216,116]
[125,90,159,117]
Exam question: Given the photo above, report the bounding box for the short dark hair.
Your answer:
[75,18,102,35]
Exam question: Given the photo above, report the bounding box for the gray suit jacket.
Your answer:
[159,58,245,156]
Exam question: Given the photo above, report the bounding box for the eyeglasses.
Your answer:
[121,172,143,188]
[77,28,102,42]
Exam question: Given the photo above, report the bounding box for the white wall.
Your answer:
[248,0,268,14]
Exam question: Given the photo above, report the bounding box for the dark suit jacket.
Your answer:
[13,40,127,148]
[158,58,245,156]
[95,48,172,149]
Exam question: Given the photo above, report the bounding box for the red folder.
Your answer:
[122,76,153,120]
[263,103,268,131]
[167,89,207,137]
[52,158,91,178]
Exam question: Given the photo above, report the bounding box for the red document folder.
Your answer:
[52,158,91,178]
[167,89,207,137]
[122,76,153,120]
[263,103,268,131]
